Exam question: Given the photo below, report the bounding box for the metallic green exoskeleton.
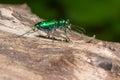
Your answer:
[35,19,71,31]
[19,19,71,41]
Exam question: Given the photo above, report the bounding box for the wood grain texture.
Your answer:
[0,4,120,80]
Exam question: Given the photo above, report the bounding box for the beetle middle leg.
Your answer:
[46,30,53,38]
[46,30,55,38]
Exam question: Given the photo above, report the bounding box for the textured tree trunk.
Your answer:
[0,4,120,80]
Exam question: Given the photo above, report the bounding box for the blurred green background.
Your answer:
[0,0,120,42]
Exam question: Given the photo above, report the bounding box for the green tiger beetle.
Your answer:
[19,19,84,42]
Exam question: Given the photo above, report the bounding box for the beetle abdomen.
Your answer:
[36,20,57,31]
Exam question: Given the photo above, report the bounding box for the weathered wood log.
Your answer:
[0,4,120,80]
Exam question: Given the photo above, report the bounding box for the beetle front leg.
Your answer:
[64,28,71,42]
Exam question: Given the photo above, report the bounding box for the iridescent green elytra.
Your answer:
[19,19,71,41]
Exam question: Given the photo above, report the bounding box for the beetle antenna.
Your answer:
[71,24,85,34]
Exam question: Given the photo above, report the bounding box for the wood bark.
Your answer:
[0,4,120,80]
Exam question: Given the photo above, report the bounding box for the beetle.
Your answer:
[19,19,71,41]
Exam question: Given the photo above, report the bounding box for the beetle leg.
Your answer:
[46,30,51,38]
[51,29,54,38]
[64,28,70,42]
[50,25,56,41]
